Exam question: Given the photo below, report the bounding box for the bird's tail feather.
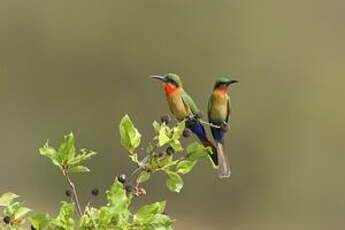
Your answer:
[216,142,231,178]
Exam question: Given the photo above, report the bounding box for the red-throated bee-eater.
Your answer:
[208,77,238,178]
[150,73,218,165]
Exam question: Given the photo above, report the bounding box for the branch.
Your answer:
[63,170,83,217]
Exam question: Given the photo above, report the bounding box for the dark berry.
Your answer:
[3,216,10,224]
[183,129,191,138]
[158,152,164,158]
[118,174,127,183]
[125,184,134,193]
[31,225,37,230]
[65,189,72,197]
[161,114,171,124]
[166,146,175,155]
[91,188,99,196]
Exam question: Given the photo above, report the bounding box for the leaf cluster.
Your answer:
[0,114,213,230]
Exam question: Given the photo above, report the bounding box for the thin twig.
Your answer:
[199,119,221,129]
[128,155,151,183]
[181,116,221,129]
[64,171,83,217]
[83,200,91,215]
[86,207,99,230]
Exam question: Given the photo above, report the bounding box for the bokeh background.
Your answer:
[1,0,345,229]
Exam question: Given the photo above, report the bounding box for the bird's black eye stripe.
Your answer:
[167,79,179,87]
[215,82,225,88]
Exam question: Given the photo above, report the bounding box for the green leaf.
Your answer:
[176,160,196,174]
[134,201,166,224]
[137,171,151,184]
[68,166,90,173]
[28,213,51,230]
[4,201,31,220]
[165,171,183,193]
[39,142,62,168]
[119,115,142,154]
[59,133,76,162]
[106,180,131,225]
[152,121,161,133]
[14,206,31,219]
[170,139,183,152]
[157,155,173,169]
[99,207,113,226]
[187,142,210,160]
[51,202,75,230]
[0,193,19,207]
[150,214,174,228]
[129,153,139,163]
[78,214,92,229]
[172,121,185,140]
[158,123,171,146]
[4,202,20,218]
[68,149,98,165]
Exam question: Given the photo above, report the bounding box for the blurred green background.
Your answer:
[1,0,345,229]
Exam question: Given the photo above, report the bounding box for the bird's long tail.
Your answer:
[216,142,231,178]
[187,121,218,165]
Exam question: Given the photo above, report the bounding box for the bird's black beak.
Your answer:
[150,75,167,82]
[226,80,239,86]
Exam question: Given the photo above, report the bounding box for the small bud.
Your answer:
[166,146,175,155]
[65,189,72,197]
[137,187,147,196]
[161,114,171,124]
[3,216,10,224]
[118,174,127,184]
[220,123,230,132]
[31,225,37,230]
[132,186,147,197]
[152,139,159,147]
[183,129,191,138]
[91,188,99,196]
[125,184,134,193]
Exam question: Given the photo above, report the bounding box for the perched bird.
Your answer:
[208,77,238,178]
[150,73,218,164]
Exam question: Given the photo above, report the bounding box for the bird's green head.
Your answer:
[214,77,238,89]
[150,73,184,95]
[150,73,182,87]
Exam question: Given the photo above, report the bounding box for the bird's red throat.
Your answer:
[164,83,177,95]
[215,86,228,95]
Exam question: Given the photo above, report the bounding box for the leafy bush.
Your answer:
[0,115,213,230]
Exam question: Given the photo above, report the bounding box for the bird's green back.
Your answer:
[181,91,200,115]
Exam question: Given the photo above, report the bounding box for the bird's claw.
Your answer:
[185,115,197,127]
[220,122,230,132]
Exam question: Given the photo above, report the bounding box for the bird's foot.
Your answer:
[185,115,197,127]
[220,122,230,132]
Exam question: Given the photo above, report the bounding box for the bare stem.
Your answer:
[64,170,83,217]
[128,155,151,183]
[199,119,221,129]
